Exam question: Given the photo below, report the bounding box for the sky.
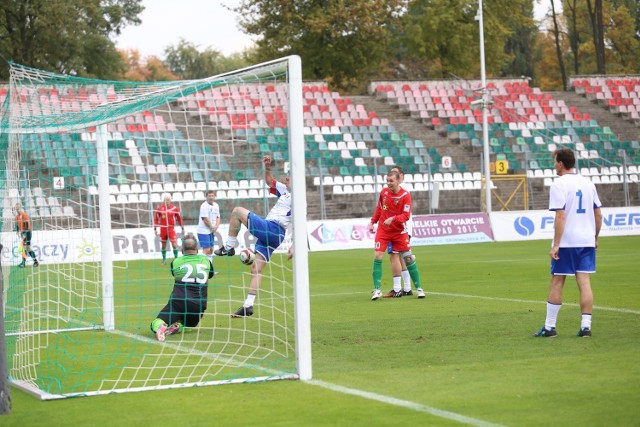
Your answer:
[115,0,253,58]
[116,0,554,59]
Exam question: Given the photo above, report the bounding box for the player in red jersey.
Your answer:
[387,165,425,299]
[368,170,422,300]
[154,194,185,265]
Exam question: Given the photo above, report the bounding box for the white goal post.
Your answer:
[0,55,311,399]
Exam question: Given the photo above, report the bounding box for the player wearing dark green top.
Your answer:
[151,234,215,341]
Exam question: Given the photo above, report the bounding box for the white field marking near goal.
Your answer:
[308,380,507,427]
[9,305,502,426]
[111,271,640,316]
[42,304,507,426]
[114,290,640,316]
[426,291,640,315]
[4,304,290,375]
[308,290,640,316]
[8,283,631,421]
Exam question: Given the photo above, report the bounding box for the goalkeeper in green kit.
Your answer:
[151,234,215,342]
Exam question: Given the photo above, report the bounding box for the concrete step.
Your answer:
[351,95,480,173]
[549,91,639,142]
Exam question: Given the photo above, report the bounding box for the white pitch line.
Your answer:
[113,290,640,315]
[427,291,640,315]
[308,380,507,427]
[310,290,640,315]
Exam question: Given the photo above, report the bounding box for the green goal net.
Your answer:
[0,56,311,399]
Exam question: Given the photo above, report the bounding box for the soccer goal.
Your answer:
[0,56,311,399]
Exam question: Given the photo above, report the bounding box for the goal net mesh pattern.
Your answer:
[0,58,303,398]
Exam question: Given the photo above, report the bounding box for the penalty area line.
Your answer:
[308,379,506,427]
[428,291,640,315]
[312,290,640,315]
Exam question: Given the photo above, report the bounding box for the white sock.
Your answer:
[244,293,256,307]
[226,236,238,249]
[545,301,562,329]
[393,276,401,292]
[401,269,411,291]
[581,313,592,330]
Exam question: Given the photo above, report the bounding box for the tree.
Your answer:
[399,0,526,80]
[497,0,536,78]
[564,0,582,75]
[550,0,568,90]
[556,0,638,77]
[0,0,144,80]
[531,32,560,90]
[586,0,606,73]
[606,5,640,73]
[233,0,404,93]
[163,39,251,80]
[120,49,178,82]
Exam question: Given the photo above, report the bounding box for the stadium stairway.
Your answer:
[352,95,479,173]
[550,91,639,143]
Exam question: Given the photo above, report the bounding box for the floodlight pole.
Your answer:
[478,0,492,214]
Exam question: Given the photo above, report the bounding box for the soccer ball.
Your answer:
[239,248,255,265]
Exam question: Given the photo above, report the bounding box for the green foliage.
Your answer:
[498,0,536,78]
[399,0,528,79]
[234,0,404,93]
[3,236,640,426]
[0,0,144,79]
[535,0,640,89]
[120,50,178,82]
[1,0,638,92]
[606,5,640,73]
[163,39,251,79]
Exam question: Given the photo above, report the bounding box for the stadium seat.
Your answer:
[342,184,354,194]
[63,206,76,216]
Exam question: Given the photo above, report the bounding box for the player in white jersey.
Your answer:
[196,190,221,263]
[214,155,292,317]
[534,148,602,338]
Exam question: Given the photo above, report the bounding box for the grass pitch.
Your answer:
[4,236,640,426]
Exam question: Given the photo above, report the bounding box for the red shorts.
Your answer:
[159,227,177,242]
[374,231,410,253]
